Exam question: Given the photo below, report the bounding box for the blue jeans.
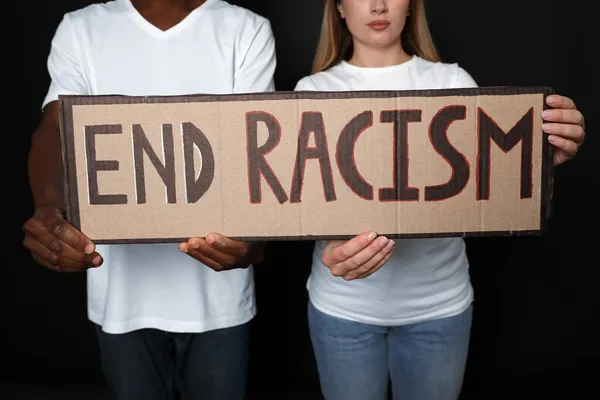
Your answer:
[308,301,473,400]
[95,322,250,400]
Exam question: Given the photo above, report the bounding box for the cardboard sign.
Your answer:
[58,87,554,244]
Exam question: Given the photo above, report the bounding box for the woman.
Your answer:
[293,1,585,399]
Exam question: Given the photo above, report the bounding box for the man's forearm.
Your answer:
[28,104,65,212]
[28,132,64,212]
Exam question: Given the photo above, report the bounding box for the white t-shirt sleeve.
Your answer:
[451,65,478,89]
[233,18,276,94]
[293,76,319,91]
[43,14,90,109]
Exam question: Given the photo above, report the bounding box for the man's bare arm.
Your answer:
[23,101,103,273]
[28,101,65,211]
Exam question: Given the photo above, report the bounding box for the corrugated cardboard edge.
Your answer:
[58,97,80,230]
[540,87,555,234]
[58,86,555,244]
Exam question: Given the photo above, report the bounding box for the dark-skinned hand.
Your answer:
[179,233,265,271]
[22,206,103,273]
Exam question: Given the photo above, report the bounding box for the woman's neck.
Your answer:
[348,42,412,68]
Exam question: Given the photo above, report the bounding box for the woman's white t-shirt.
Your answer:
[294,56,479,326]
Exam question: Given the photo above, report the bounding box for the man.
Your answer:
[22,0,275,398]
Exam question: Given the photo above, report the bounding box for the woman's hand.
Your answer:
[542,94,585,166]
[321,232,395,281]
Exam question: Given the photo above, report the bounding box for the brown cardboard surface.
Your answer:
[59,87,554,244]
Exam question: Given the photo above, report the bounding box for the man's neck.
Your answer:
[129,0,208,31]
[131,0,207,12]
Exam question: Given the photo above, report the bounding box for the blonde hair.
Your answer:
[312,0,440,74]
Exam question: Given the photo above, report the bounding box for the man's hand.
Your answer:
[22,206,103,273]
[179,233,265,272]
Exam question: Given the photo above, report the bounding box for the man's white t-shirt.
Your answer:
[43,0,276,334]
[294,56,478,326]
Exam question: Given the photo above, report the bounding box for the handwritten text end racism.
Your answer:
[80,104,536,207]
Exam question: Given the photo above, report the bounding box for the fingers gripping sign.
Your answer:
[22,206,103,273]
[322,231,396,281]
[542,94,586,166]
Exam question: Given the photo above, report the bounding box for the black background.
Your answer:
[3,0,598,399]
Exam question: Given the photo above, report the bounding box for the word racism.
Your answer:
[59,88,554,243]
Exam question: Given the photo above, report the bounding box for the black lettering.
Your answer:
[246,112,288,204]
[378,110,421,201]
[425,106,470,201]
[85,124,127,205]
[336,111,374,200]
[290,112,336,203]
[132,124,176,204]
[477,107,534,200]
[182,122,215,203]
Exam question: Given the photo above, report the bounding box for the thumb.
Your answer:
[322,240,344,266]
[325,239,346,251]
